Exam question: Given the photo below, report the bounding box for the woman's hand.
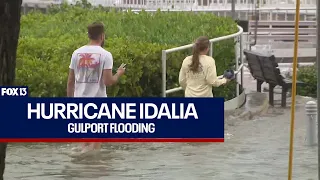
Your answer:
[224,78,231,84]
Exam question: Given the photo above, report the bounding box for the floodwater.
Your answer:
[4,96,318,180]
[4,69,318,180]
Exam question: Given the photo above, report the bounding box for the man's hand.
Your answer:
[116,63,126,76]
[102,63,126,86]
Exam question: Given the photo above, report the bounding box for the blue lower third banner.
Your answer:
[0,97,224,142]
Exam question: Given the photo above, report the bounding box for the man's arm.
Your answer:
[67,52,76,97]
[102,53,122,86]
[67,69,75,97]
[102,69,121,87]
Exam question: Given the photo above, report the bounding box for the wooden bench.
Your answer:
[243,50,305,107]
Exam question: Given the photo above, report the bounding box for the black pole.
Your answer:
[316,0,320,177]
[0,0,23,179]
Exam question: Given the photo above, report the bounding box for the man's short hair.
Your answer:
[87,22,105,40]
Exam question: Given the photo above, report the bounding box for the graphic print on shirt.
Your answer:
[187,64,205,79]
[76,53,101,83]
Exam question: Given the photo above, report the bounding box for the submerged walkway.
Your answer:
[225,95,317,180]
[3,71,317,180]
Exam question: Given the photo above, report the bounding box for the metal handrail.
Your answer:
[164,26,243,54]
[128,8,316,22]
[161,25,244,97]
[166,64,244,94]
[129,7,317,12]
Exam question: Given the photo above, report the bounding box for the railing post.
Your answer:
[162,50,167,97]
[235,36,239,97]
[305,101,317,146]
[239,34,243,90]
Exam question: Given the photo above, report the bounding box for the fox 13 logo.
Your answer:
[0,87,28,97]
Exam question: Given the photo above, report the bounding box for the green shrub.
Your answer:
[16,1,239,100]
[297,65,317,97]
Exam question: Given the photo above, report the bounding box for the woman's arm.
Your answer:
[205,59,227,87]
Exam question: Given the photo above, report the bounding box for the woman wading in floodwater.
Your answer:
[179,36,230,97]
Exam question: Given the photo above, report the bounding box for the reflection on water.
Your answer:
[5,106,318,180]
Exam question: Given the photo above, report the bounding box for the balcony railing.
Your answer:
[22,0,316,10]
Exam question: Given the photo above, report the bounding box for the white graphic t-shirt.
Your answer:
[69,45,113,97]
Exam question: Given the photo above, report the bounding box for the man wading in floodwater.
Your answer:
[67,22,126,155]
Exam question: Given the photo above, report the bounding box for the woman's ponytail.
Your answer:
[190,44,200,72]
[189,36,210,73]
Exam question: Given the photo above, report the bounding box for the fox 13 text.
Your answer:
[68,122,156,134]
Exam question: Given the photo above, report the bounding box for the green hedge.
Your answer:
[297,65,317,97]
[16,1,238,99]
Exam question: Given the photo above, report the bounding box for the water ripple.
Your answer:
[4,103,318,180]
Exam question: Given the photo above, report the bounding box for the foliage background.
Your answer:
[297,65,317,97]
[16,0,239,99]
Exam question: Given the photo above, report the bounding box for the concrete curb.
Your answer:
[224,89,246,111]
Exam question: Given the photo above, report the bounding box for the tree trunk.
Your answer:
[0,0,22,179]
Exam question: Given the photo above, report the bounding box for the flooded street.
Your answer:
[5,102,318,180]
[4,72,318,180]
